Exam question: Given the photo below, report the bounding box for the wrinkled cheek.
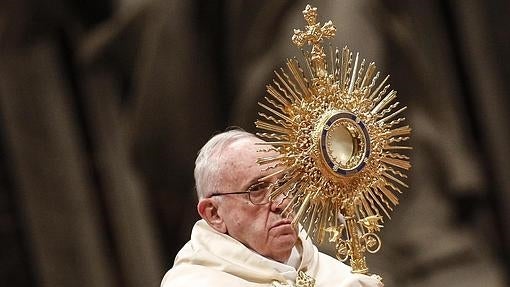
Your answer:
[230,214,243,227]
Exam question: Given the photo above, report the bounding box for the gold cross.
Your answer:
[291,5,336,78]
[292,5,336,48]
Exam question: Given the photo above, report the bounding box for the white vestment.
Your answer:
[161,220,382,287]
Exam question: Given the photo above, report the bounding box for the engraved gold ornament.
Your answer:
[255,4,412,274]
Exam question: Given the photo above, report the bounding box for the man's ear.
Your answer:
[197,198,227,233]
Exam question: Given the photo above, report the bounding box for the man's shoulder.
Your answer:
[161,264,214,286]
[313,252,383,287]
[160,264,248,287]
[314,251,352,273]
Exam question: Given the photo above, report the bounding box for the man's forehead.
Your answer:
[224,138,279,162]
[217,138,281,180]
[219,138,260,167]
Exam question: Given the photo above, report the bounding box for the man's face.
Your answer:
[215,137,298,263]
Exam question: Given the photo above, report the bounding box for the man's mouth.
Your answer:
[271,219,293,229]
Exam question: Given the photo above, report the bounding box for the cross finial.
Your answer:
[292,5,336,78]
[292,5,336,48]
[303,5,318,26]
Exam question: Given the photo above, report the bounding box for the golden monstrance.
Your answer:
[255,5,412,275]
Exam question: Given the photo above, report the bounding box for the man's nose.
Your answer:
[270,192,291,213]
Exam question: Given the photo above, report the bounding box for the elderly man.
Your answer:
[161,129,383,287]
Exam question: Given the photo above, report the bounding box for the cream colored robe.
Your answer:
[161,220,382,287]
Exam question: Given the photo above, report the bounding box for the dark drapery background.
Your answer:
[1,0,508,286]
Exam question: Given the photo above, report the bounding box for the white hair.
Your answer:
[194,129,258,199]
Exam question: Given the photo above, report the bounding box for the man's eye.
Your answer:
[248,182,271,192]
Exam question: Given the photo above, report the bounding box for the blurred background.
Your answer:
[0,0,509,286]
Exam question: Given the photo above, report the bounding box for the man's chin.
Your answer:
[272,238,297,260]
[275,231,298,247]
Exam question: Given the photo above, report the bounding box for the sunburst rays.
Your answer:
[254,4,412,274]
[257,45,411,227]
